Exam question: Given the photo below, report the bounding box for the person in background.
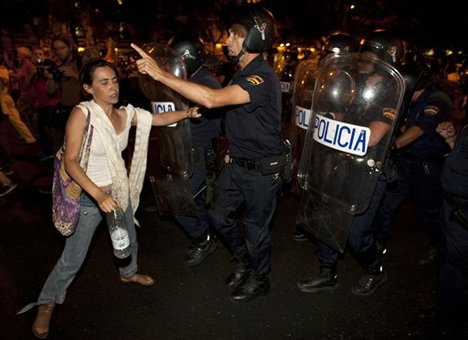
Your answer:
[0,54,37,144]
[32,47,60,158]
[431,118,468,338]
[132,3,284,303]
[46,34,82,142]
[21,59,201,339]
[8,46,37,134]
[168,34,222,267]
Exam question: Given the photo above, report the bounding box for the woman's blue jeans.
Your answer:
[37,193,139,305]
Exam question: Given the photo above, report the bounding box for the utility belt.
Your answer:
[229,139,293,182]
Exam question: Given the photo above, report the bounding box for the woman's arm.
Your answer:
[151,106,201,126]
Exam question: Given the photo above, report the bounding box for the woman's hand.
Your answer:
[186,106,202,119]
[96,191,120,213]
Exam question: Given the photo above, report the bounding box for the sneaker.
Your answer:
[298,266,338,293]
[229,272,270,303]
[351,270,387,296]
[184,235,218,267]
[0,183,17,197]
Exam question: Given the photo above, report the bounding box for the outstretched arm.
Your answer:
[131,43,249,108]
[151,106,201,126]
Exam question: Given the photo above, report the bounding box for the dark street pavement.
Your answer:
[1,125,441,339]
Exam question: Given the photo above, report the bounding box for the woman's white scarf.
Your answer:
[78,100,152,225]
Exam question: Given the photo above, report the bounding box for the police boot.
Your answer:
[297,264,338,293]
[351,266,387,296]
[225,251,250,289]
[229,271,270,303]
[184,233,218,267]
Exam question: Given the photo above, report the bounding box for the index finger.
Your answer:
[131,43,149,58]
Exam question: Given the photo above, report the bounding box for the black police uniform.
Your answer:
[437,124,468,334]
[208,55,283,279]
[316,72,395,275]
[172,66,222,259]
[373,84,452,246]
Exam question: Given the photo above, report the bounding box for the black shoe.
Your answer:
[225,252,251,289]
[229,273,270,303]
[184,235,218,267]
[297,266,338,293]
[351,270,387,296]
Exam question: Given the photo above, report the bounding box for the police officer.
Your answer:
[433,119,468,337]
[132,4,283,303]
[372,55,452,263]
[168,34,222,267]
[298,29,406,296]
[292,31,357,241]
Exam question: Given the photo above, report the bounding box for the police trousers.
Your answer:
[317,175,387,271]
[437,199,468,329]
[208,163,283,277]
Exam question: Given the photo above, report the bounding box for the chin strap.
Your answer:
[228,48,246,64]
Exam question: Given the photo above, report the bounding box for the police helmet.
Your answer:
[414,56,442,90]
[322,32,356,56]
[359,29,405,67]
[231,4,276,53]
[168,35,206,76]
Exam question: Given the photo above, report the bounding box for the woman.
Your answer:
[26,59,200,338]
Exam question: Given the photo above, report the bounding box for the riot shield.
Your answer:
[289,57,319,192]
[296,53,405,253]
[137,43,196,216]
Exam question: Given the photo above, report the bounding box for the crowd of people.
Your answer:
[0,3,467,339]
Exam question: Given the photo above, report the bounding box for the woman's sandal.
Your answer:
[120,273,155,286]
[32,303,55,339]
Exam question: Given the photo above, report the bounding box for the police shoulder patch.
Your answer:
[246,75,264,85]
[423,105,439,116]
[383,108,396,120]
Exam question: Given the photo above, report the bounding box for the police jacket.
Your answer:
[441,125,468,198]
[225,55,283,160]
[402,84,452,160]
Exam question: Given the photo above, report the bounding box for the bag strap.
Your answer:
[78,107,93,170]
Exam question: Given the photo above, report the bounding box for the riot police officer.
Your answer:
[297,29,406,296]
[372,55,452,263]
[168,34,222,267]
[433,119,468,337]
[132,4,283,303]
[292,31,357,241]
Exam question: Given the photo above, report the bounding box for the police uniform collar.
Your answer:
[238,55,263,76]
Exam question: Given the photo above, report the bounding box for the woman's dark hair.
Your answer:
[80,59,119,86]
